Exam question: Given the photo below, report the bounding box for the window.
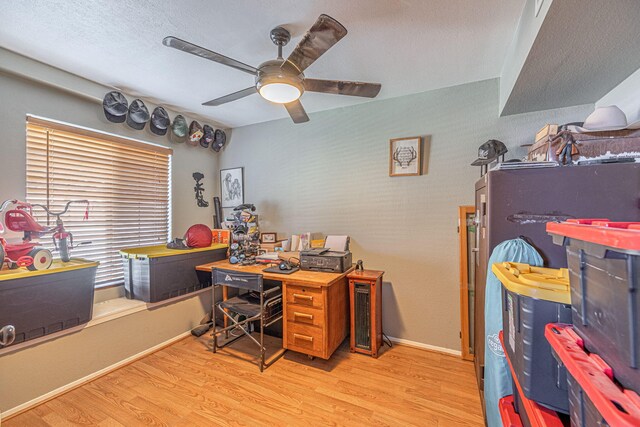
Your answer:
[26,116,172,287]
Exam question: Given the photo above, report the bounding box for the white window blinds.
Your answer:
[26,116,172,287]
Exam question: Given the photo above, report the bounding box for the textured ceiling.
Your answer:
[501,0,640,116]
[0,0,525,128]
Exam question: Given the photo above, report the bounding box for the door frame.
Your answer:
[458,205,475,361]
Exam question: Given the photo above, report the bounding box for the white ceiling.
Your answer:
[0,0,526,128]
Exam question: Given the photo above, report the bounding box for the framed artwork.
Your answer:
[389,136,422,176]
[220,167,244,208]
[260,232,277,243]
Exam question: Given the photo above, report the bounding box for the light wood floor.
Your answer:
[5,334,483,426]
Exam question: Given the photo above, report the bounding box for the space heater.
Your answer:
[347,270,384,358]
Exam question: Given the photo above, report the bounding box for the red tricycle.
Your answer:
[0,199,90,271]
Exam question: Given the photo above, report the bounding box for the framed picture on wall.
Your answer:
[389,136,422,176]
[220,167,244,208]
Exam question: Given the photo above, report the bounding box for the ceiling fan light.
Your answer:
[258,82,301,104]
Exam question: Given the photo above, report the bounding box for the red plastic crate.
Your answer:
[546,219,640,251]
[499,331,566,427]
[499,395,524,427]
[545,323,640,427]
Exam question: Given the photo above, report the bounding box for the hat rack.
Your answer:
[102,90,227,152]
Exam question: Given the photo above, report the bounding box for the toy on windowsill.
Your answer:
[0,199,90,271]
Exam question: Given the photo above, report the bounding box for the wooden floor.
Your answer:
[5,334,483,426]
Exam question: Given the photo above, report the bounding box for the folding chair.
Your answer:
[211,268,284,371]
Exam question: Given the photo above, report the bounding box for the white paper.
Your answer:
[324,235,349,252]
[290,235,300,252]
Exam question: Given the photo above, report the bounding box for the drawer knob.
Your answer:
[294,312,313,321]
[293,293,313,301]
[294,333,313,342]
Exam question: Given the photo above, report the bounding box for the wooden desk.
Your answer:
[196,259,353,359]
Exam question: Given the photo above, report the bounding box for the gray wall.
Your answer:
[219,78,592,351]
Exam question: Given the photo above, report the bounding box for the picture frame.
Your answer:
[220,167,244,208]
[389,136,422,177]
[260,232,277,243]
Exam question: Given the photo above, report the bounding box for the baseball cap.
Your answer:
[126,99,150,130]
[200,125,214,148]
[150,106,170,136]
[170,115,188,143]
[471,140,507,166]
[103,91,128,123]
[188,120,204,146]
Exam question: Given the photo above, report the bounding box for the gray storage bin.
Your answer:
[548,220,640,392]
[121,244,227,303]
[502,285,572,414]
[494,262,572,414]
[0,259,98,348]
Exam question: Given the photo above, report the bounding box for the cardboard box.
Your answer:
[259,241,283,252]
[535,124,558,144]
[211,229,231,244]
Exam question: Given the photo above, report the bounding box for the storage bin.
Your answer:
[0,259,98,348]
[493,261,572,413]
[547,219,640,391]
[545,323,640,427]
[120,244,227,303]
[499,331,567,427]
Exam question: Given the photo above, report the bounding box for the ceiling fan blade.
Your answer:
[202,87,257,106]
[284,100,310,123]
[163,36,258,76]
[281,14,347,75]
[304,79,381,98]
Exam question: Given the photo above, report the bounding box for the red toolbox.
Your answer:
[499,331,568,427]
[545,324,640,427]
[499,395,524,427]
[547,219,640,392]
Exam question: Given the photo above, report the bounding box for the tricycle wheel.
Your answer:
[26,247,53,271]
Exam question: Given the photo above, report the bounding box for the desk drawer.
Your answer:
[286,306,324,328]
[286,284,324,309]
[286,322,323,355]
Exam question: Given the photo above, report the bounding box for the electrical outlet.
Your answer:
[535,0,544,17]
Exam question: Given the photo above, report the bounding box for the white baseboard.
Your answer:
[1,331,192,421]
[388,336,462,357]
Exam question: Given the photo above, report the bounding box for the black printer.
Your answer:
[299,248,352,273]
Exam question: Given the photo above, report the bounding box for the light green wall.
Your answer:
[0,69,219,415]
[219,78,592,351]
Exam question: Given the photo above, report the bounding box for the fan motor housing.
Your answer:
[256,60,304,99]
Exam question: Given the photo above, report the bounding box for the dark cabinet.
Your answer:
[473,163,640,407]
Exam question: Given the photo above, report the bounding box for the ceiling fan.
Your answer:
[162,14,381,124]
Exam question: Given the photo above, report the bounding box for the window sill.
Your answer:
[0,287,210,356]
